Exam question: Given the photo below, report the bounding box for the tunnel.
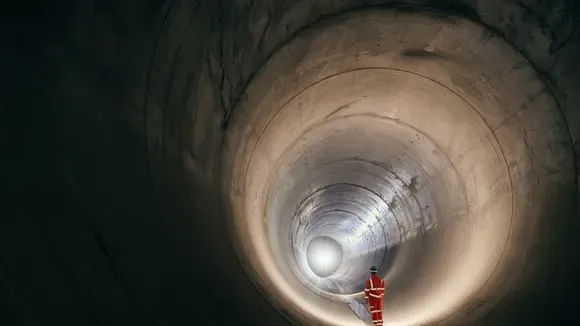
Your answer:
[2,0,580,325]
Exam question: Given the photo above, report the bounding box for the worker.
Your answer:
[364,266,385,326]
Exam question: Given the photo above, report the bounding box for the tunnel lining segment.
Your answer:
[222,7,574,326]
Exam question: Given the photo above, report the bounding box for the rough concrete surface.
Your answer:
[1,0,579,325]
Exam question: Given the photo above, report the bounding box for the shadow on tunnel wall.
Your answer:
[1,0,580,325]
[1,1,290,325]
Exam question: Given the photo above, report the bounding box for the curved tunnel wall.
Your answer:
[2,0,580,325]
[223,8,577,325]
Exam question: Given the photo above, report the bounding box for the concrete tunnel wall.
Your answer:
[1,0,579,325]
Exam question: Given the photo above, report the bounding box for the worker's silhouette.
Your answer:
[364,266,385,325]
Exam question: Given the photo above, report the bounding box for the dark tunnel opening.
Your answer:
[2,1,580,325]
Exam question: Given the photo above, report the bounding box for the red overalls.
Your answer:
[364,274,385,326]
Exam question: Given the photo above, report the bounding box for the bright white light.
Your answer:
[306,237,343,278]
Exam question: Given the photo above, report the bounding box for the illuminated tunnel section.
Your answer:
[223,7,577,326]
[305,236,343,279]
[2,1,580,326]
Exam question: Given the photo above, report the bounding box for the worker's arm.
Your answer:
[381,279,386,298]
[364,279,370,307]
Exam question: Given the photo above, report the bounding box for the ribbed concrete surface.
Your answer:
[2,1,579,325]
